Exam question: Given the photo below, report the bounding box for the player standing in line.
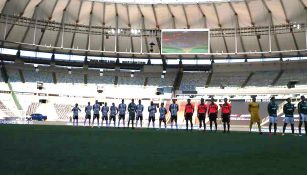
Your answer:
[169,99,179,130]
[298,95,307,136]
[118,99,127,128]
[127,99,137,129]
[282,98,295,135]
[184,99,194,131]
[159,102,167,129]
[208,98,218,132]
[109,103,118,127]
[92,100,101,127]
[84,102,92,127]
[101,102,109,127]
[221,98,232,133]
[148,101,157,128]
[267,97,278,135]
[248,97,262,134]
[197,98,207,131]
[136,100,144,128]
[72,103,81,127]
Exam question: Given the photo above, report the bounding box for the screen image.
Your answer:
[161,29,210,54]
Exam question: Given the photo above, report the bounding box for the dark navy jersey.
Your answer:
[128,103,137,114]
[267,102,278,116]
[298,101,307,115]
[283,103,295,117]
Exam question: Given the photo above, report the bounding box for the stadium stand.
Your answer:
[180,72,209,91]
[246,71,278,87]
[0,100,16,117]
[210,72,250,87]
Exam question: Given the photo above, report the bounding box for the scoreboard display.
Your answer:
[161,29,210,54]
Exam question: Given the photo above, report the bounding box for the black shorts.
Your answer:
[198,113,206,121]
[129,113,135,120]
[102,115,108,120]
[171,115,177,121]
[119,114,125,120]
[149,116,155,122]
[159,118,166,122]
[209,113,217,121]
[137,115,143,120]
[222,113,230,123]
[93,114,99,119]
[85,114,91,119]
[73,115,78,120]
[109,115,116,121]
[185,113,193,120]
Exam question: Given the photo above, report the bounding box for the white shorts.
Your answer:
[269,116,277,124]
[284,117,294,124]
[300,114,307,122]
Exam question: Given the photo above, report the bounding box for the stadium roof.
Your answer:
[0,0,306,60]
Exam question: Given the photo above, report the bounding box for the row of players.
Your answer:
[71,96,307,136]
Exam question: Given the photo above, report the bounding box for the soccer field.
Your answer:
[0,125,306,175]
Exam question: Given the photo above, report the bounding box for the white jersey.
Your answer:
[148,105,157,117]
[101,106,109,116]
[136,104,144,116]
[72,107,80,116]
[93,103,100,115]
[118,103,127,115]
[85,105,92,115]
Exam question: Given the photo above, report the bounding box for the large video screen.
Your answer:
[161,29,210,54]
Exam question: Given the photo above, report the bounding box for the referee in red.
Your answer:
[197,98,207,131]
[185,99,194,131]
[221,98,232,133]
[208,98,218,132]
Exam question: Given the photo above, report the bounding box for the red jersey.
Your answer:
[208,103,218,114]
[198,104,207,114]
[185,103,194,113]
[221,103,232,114]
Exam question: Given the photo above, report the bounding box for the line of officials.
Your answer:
[71,96,307,136]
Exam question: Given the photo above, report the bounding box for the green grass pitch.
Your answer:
[0,125,306,175]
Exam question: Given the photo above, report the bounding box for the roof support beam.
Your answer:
[182,4,190,29]
[86,1,95,55]
[299,0,307,49]
[213,3,229,55]
[196,4,213,57]
[0,0,10,13]
[151,4,161,54]
[101,2,106,55]
[229,2,246,56]
[36,0,59,51]
[196,4,207,28]
[166,4,176,29]
[115,3,119,53]
[126,4,135,57]
[69,0,83,53]
[137,5,150,55]
[244,0,264,57]
[261,0,282,58]
[53,0,71,52]
[4,0,31,41]
[280,0,300,54]
[20,0,44,45]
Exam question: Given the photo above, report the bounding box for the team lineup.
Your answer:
[71,96,307,136]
